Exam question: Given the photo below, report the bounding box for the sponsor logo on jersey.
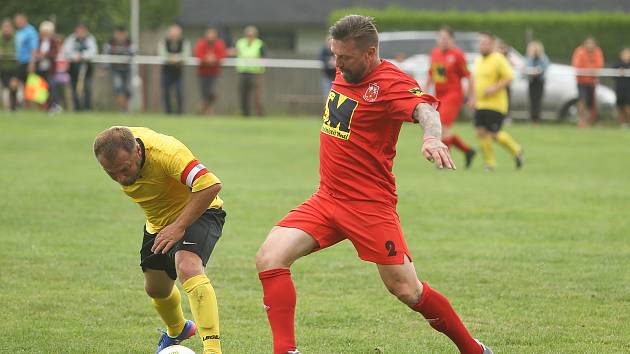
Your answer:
[321,89,358,140]
[431,63,447,83]
[408,87,425,97]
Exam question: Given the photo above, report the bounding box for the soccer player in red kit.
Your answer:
[255,15,492,354]
[425,27,476,168]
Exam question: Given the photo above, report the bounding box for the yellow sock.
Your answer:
[495,131,521,156]
[183,274,221,354]
[478,135,496,167]
[151,285,186,337]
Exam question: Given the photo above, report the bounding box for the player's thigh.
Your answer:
[175,208,225,265]
[256,226,319,271]
[339,200,411,265]
[258,191,344,270]
[143,268,176,299]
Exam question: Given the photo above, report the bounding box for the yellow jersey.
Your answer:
[473,52,514,114]
[123,127,223,234]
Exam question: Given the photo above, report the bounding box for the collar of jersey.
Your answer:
[136,138,146,169]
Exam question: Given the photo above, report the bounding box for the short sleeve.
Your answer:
[161,139,221,193]
[385,77,440,123]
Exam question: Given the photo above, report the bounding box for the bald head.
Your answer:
[94,127,143,186]
[94,126,136,161]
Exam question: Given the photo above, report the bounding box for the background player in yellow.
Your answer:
[472,32,523,170]
[93,126,225,354]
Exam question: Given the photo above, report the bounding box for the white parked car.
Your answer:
[380,31,616,121]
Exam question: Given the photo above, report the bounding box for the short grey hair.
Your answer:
[329,15,379,50]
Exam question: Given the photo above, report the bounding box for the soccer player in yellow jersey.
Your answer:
[93,126,224,354]
[472,32,523,170]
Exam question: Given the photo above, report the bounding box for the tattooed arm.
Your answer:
[413,103,456,170]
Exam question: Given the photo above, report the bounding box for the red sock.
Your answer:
[412,282,482,354]
[259,269,297,354]
[441,136,453,147]
[450,134,472,153]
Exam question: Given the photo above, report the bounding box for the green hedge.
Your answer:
[329,8,630,63]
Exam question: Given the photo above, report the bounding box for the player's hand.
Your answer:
[152,223,185,254]
[421,137,456,170]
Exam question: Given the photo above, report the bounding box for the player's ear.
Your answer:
[367,46,377,59]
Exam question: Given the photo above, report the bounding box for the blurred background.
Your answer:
[1,0,629,122]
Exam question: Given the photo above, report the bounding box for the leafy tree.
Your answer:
[0,0,179,45]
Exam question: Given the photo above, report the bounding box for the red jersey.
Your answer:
[428,47,470,97]
[572,46,604,85]
[319,60,439,206]
[194,38,226,76]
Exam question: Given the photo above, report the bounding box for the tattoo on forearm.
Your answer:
[413,103,442,139]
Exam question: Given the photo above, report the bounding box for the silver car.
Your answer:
[380,31,616,121]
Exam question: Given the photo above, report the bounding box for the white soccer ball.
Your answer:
[158,345,196,354]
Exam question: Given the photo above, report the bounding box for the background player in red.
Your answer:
[425,26,476,168]
[255,15,492,354]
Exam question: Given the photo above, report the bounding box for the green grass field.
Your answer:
[1,112,628,354]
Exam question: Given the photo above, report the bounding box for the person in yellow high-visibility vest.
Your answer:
[235,26,266,117]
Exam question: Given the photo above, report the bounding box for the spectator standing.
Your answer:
[613,47,630,128]
[103,26,133,112]
[235,26,265,117]
[14,12,39,108]
[0,19,18,111]
[62,23,97,112]
[319,37,335,97]
[194,27,226,116]
[33,20,62,113]
[524,40,549,124]
[158,24,190,115]
[572,36,604,128]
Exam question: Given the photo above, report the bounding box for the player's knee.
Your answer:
[256,247,278,272]
[144,283,171,299]
[256,245,290,272]
[175,252,204,282]
[386,281,421,306]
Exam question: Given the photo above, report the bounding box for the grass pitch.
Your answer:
[0,112,628,353]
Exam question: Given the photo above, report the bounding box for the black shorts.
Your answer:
[140,208,226,280]
[616,89,630,108]
[474,109,504,133]
[577,84,596,108]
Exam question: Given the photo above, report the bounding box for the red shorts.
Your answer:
[437,93,464,128]
[277,190,411,264]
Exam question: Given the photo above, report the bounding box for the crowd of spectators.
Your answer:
[0,12,628,127]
